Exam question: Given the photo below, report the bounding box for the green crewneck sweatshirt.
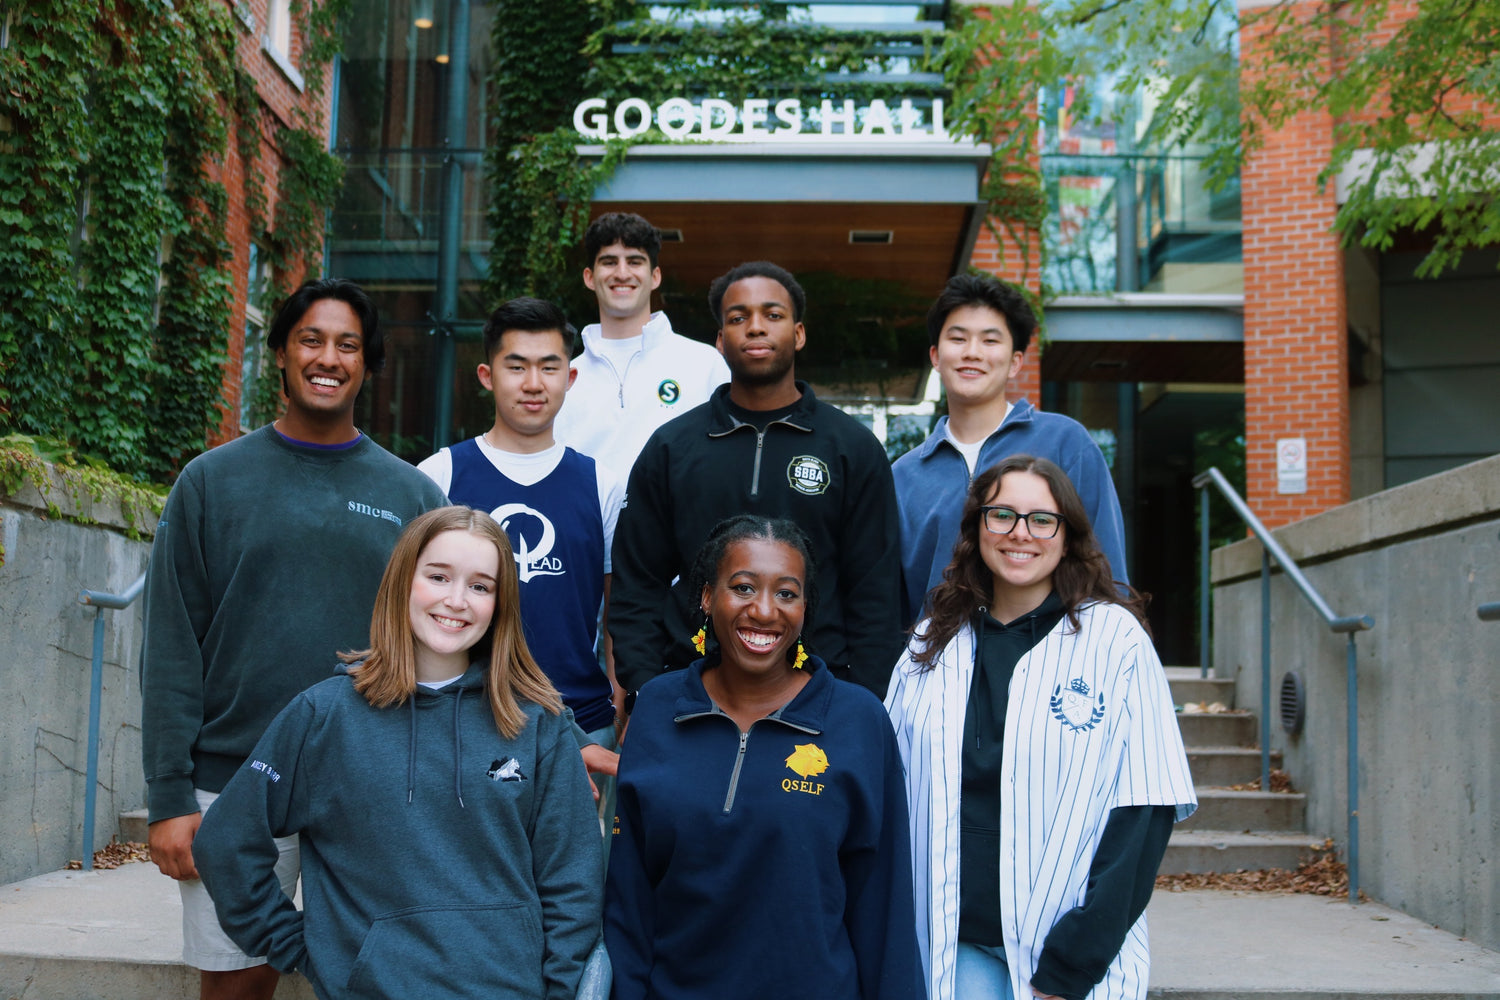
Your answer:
[141,426,449,823]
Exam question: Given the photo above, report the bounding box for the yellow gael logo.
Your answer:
[782,743,830,796]
[785,743,829,777]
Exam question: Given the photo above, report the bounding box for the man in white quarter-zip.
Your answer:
[553,212,730,477]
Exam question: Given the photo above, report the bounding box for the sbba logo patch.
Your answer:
[657,379,681,404]
[786,455,830,496]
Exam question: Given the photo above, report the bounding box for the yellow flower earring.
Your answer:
[692,616,708,655]
[790,639,808,670]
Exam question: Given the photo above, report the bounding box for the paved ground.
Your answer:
[2,862,1498,999]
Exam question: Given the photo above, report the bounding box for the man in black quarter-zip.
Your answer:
[609,261,904,707]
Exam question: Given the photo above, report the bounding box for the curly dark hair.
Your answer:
[688,514,819,665]
[911,455,1147,667]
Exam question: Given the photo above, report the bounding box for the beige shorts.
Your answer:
[179,787,300,971]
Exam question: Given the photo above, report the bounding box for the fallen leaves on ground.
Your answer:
[1157,838,1365,899]
[1225,768,1295,793]
[65,841,151,870]
[1177,701,1243,714]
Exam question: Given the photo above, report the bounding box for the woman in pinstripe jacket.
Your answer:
[885,455,1196,1000]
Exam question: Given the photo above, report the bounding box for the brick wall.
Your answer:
[209,0,335,446]
[970,219,1043,405]
[1239,0,1350,526]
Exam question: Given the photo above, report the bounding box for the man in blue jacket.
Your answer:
[894,273,1127,624]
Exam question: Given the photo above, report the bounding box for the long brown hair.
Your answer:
[343,506,563,737]
[911,455,1148,667]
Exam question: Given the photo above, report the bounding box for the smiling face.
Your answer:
[700,537,808,679]
[980,470,1067,615]
[583,240,661,324]
[275,298,367,433]
[930,303,1023,412]
[478,328,576,451]
[407,529,501,682]
[715,275,806,393]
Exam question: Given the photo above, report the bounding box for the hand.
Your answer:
[580,743,620,802]
[1031,989,1063,1000]
[148,812,202,881]
[580,743,619,778]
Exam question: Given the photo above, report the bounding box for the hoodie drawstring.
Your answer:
[405,680,471,808]
[453,686,465,808]
[406,695,418,805]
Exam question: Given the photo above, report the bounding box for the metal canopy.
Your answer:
[1042,294,1245,384]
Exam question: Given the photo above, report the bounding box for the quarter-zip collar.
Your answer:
[671,654,833,735]
[914,397,1036,464]
[703,382,817,499]
[577,312,673,408]
[671,655,833,813]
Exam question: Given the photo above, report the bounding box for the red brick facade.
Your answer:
[210,0,333,445]
[1239,2,1350,526]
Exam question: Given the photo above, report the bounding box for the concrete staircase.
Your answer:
[1161,667,1320,874]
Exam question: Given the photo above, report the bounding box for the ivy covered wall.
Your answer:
[0,0,346,482]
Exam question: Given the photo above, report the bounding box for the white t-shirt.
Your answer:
[416,438,625,572]
[945,402,1013,476]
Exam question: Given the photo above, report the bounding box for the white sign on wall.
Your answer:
[1276,437,1308,495]
[572,96,949,142]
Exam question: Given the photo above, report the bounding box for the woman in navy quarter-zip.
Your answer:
[604,516,924,1000]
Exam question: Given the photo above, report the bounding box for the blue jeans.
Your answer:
[957,942,1016,1000]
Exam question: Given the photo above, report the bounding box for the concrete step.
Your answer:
[1177,789,1307,832]
[6,863,1500,1000]
[1186,746,1282,787]
[1161,830,1323,874]
[119,808,148,844]
[1164,670,1238,710]
[0,865,314,1000]
[1174,711,1257,747]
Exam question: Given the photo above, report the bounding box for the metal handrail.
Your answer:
[1192,466,1374,905]
[75,572,146,871]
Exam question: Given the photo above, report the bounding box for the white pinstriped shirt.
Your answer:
[885,602,1197,1000]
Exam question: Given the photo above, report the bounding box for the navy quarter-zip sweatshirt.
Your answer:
[604,656,924,1000]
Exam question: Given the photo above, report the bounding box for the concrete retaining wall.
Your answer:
[0,466,156,884]
[1210,453,1500,950]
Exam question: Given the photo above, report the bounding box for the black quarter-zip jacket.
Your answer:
[610,382,904,698]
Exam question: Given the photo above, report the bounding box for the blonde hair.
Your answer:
[342,506,563,737]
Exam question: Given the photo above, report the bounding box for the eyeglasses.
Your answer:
[980,505,1066,539]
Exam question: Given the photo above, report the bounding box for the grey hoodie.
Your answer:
[194,661,602,1000]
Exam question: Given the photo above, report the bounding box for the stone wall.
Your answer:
[1210,453,1500,949]
[0,468,155,884]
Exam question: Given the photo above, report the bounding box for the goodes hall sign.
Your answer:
[572,96,950,142]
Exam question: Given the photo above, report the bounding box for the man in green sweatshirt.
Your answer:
[140,278,448,1000]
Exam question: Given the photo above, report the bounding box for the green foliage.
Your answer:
[1238,0,1500,276]
[0,433,167,555]
[0,0,349,482]
[485,1,950,306]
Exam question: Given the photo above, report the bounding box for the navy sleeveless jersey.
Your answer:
[446,439,612,730]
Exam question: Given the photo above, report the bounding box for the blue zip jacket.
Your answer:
[892,399,1128,624]
[194,663,602,1000]
[604,656,925,1000]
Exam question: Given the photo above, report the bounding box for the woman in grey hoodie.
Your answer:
[195,506,602,1000]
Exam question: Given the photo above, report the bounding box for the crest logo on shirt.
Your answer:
[487,757,526,782]
[1050,678,1106,732]
[488,503,565,583]
[657,379,681,404]
[786,455,830,496]
[782,743,829,796]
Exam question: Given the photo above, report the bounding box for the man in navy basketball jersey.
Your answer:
[419,298,626,772]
